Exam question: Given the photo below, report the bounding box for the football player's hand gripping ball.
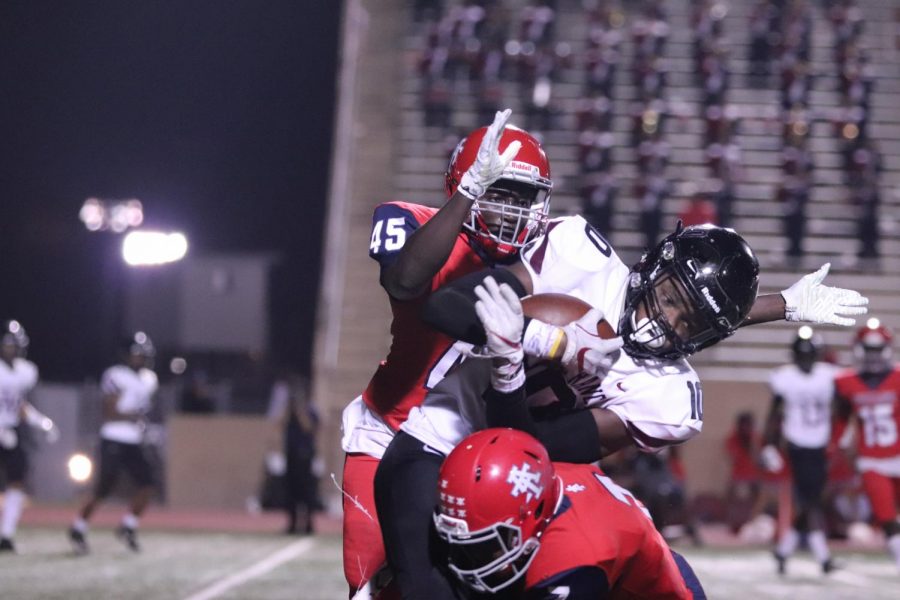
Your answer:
[559,309,623,376]
[781,263,868,326]
[457,109,522,201]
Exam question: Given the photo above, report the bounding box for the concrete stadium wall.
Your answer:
[679,378,770,495]
[166,415,272,509]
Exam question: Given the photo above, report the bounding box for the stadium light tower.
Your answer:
[122,230,188,266]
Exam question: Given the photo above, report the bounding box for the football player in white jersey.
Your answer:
[69,332,159,554]
[0,320,58,553]
[764,327,840,575]
[370,220,868,598]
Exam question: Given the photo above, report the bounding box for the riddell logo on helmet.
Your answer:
[509,161,538,174]
[701,286,721,313]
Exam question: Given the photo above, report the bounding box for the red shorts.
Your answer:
[861,470,900,524]
[342,453,400,599]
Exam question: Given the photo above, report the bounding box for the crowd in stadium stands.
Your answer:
[415,0,889,277]
[828,0,881,263]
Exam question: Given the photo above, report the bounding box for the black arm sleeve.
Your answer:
[485,388,604,464]
[422,267,528,345]
[524,566,610,600]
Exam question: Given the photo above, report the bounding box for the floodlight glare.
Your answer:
[122,231,188,266]
[68,453,93,483]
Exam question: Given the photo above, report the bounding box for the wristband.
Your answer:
[491,360,526,394]
[458,170,485,201]
[523,319,566,360]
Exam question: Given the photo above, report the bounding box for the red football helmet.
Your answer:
[853,318,894,373]
[433,428,561,593]
[445,125,552,260]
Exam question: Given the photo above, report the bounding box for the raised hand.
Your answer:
[457,109,522,200]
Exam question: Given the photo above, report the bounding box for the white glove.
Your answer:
[781,263,868,326]
[760,444,784,473]
[43,420,61,444]
[559,309,624,376]
[23,404,60,444]
[473,276,524,363]
[473,276,526,393]
[457,109,522,201]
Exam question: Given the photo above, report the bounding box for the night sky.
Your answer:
[0,1,342,380]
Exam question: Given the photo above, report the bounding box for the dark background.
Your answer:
[0,1,342,381]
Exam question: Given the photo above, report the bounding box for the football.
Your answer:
[521,293,617,338]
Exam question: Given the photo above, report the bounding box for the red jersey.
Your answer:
[363,201,488,431]
[725,431,762,482]
[526,463,693,599]
[834,366,900,459]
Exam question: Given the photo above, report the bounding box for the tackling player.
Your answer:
[69,331,159,554]
[434,428,705,598]
[340,109,553,598]
[764,327,840,574]
[0,320,59,553]
[374,222,868,597]
[833,318,900,572]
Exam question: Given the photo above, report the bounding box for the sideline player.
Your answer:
[69,331,159,554]
[434,428,705,598]
[834,318,900,572]
[340,109,554,597]
[0,320,59,553]
[375,225,867,598]
[764,327,839,574]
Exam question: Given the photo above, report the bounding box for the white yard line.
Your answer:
[182,538,315,600]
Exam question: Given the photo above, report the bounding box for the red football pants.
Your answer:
[342,453,400,599]
[861,470,900,524]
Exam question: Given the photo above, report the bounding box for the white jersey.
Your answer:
[343,216,704,458]
[99,364,158,444]
[0,358,38,429]
[402,345,702,455]
[769,362,839,448]
[397,215,703,455]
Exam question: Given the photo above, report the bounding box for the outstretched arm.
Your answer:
[742,263,868,327]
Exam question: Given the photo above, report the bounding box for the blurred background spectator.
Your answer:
[266,373,322,535]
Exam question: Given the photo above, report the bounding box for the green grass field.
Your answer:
[0,527,896,599]
[0,527,346,600]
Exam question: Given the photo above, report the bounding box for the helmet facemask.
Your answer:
[621,267,724,361]
[433,514,540,594]
[619,223,759,361]
[464,178,550,259]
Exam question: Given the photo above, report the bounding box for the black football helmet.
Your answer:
[123,331,155,359]
[619,222,760,360]
[792,326,823,359]
[792,326,822,371]
[1,320,30,358]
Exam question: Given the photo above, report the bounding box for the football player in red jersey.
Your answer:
[341,109,553,598]
[375,240,868,598]
[833,318,900,572]
[434,428,705,598]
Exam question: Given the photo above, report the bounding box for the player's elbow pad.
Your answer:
[423,267,527,345]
